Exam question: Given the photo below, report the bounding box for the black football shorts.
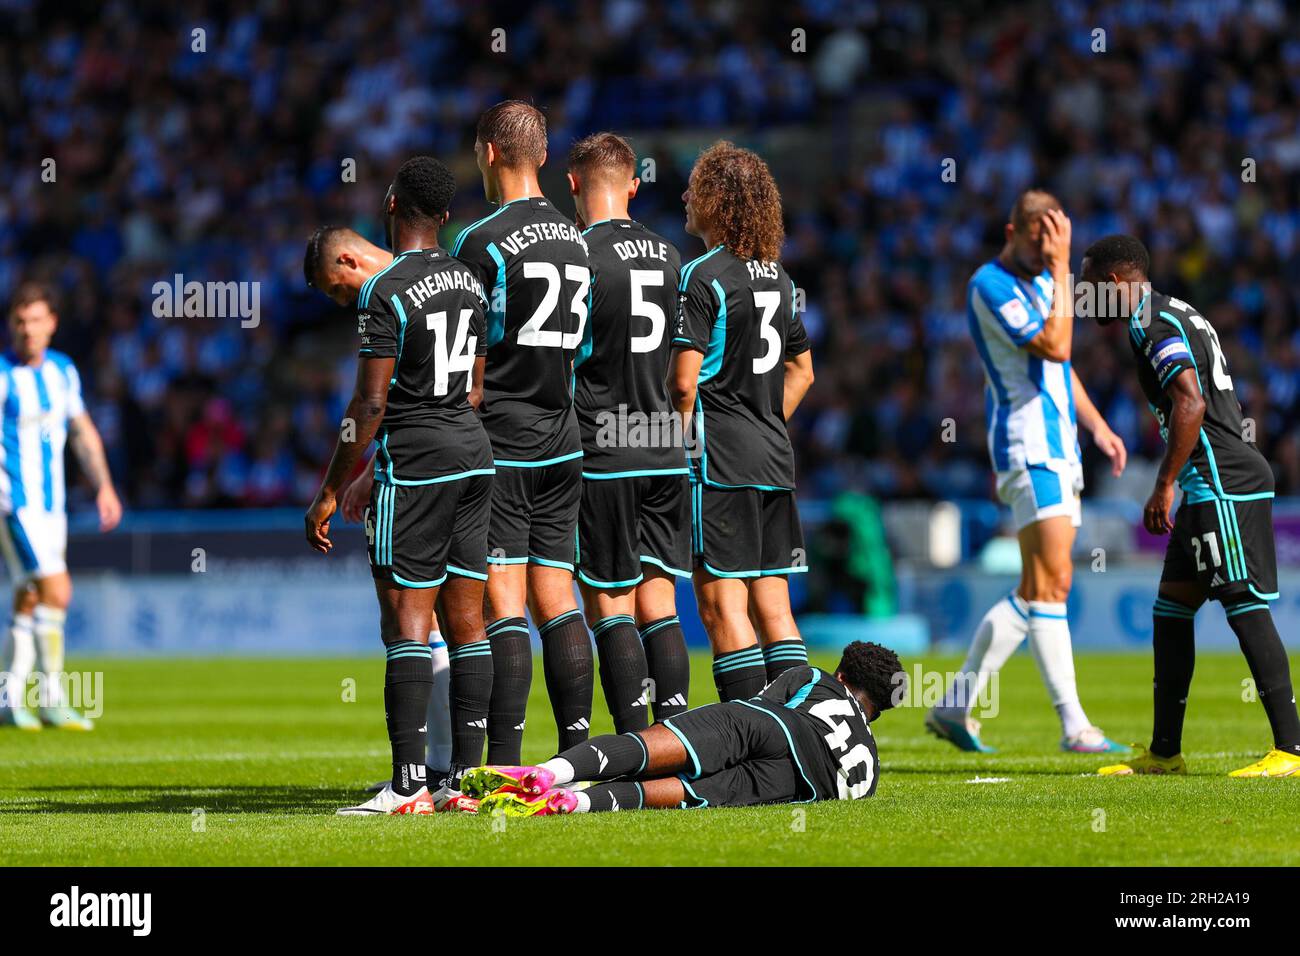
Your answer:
[1161,497,1278,603]
[661,701,801,808]
[487,455,582,570]
[577,473,690,588]
[367,473,492,587]
[691,483,807,578]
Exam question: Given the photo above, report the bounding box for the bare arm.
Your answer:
[305,357,394,553]
[669,348,703,462]
[468,355,485,411]
[1022,208,1073,363]
[1144,370,1205,535]
[69,413,122,531]
[782,350,814,421]
[1071,368,1126,476]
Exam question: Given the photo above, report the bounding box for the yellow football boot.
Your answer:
[1228,749,1300,778]
[1097,745,1186,776]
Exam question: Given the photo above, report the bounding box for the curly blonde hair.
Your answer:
[688,141,784,261]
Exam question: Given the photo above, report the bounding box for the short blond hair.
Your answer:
[477,100,547,169]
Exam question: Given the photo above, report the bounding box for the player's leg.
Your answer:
[465,721,688,804]
[577,475,649,734]
[636,571,690,721]
[635,473,691,720]
[484,466,533,765]
[437,472,494,792]
[28,571,84,728]
[581,582,649,734]
[692,484,766,699]
[0,580,39,729]
[1218,499,1300,777]
[694,572,765,699]
[426,603,451,771]
[528,455,592,753]
[1017,466,1122,752]
[751,489,810,680]
[750,577,808,680]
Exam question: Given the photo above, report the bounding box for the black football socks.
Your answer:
[594,615,650,734]
[540,609,595,751]
[640,615,690,721]
[1150,598,1197,757]
[712,646,766,701]
[486,617,531,764]
[762,638,808,681]
[446,640,493,776]
[384,640,433,796]
[1225,602,1300,755]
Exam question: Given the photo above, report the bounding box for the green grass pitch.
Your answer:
[2,651,1298,866]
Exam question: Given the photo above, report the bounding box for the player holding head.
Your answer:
[461,640,902,814]
[1080,235,1300,778]
[668,142,814,701]
[566,132,690,732]
[305,156,496,814]
[927,189,1128,754]
[303,227,463,795]
[0,283,122,731]
[452,101,594,761]
[303,227,393,307]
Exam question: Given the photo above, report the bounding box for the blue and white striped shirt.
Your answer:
[966,260,1079,472]
[0,349,86,515]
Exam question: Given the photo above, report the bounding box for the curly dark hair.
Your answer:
[836,641,905,716]
[688,141,784,262]
[1083,233,1151,279]
[392,155,456,226]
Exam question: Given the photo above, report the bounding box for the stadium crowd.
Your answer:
[3,0,1299,511]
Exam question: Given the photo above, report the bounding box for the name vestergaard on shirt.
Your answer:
[496,220,588,256]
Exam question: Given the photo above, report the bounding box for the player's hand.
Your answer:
[1093,425,1128,478]
[305,492,337,554]
[96,485,123,533]
[341,468,374,523]
[1040,208,1072,273]
[1143,482,1175,535]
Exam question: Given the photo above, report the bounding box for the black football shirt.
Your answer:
[672,246,810,489]
[1127,289,1273,502]
[574,219,686,476]
[451,197,590,464]
[751,665,880,801]
[356,247,492,482]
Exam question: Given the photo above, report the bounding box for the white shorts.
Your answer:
[996,462,1083,532]
[0,508,68,584]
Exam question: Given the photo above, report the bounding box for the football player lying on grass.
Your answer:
[461,641,903,815]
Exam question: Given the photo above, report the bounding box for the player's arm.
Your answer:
[339,445,376,523]
[1022,208,1073,363]
[782,350,814,421]
[1070,368,1126,477]
[781,285,814,421]
[469,355,485,410]
[305,357,394,553]
[68,413,122,532]
[669,271,715,452]
[1145,369,1204,535]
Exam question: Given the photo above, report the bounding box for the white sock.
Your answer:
[1026,601,1090,737]
[2,613,35,709]
[426,631,452,769]
[573,790,591,813]
[33,605,67,708]
[938,593,1028,716]
[539,757,575,785]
